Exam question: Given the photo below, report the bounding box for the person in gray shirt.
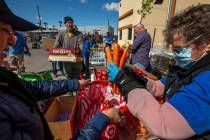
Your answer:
[53,16,83,79]
[130,23,152,71]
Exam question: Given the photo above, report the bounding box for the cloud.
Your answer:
[103,2,119,12]
[80,0,88,3]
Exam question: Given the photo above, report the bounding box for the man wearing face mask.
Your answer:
[107,4,210,139]
[53,16,83,80]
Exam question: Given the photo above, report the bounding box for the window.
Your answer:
[154,0,163,4]
[119,30,122,40]
[128,27,132,40]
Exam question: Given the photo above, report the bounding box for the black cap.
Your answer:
[0,0,39,31]
[64,16,74,23]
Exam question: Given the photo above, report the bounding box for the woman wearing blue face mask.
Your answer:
[107,4,210,140]
[171,33,208,69]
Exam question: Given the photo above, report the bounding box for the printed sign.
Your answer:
[48,48,77,62]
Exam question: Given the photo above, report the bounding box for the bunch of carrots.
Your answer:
[105,43,152,139]
[105,43,130,68]
[105,43,130,94]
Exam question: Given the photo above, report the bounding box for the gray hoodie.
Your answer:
[53,29,83,56]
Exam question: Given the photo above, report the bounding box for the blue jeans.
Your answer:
[52,62,64,75]
[63,61,82,80]
[52,62,57,75]
[134,63,152,72]
[83,57,90,78]
[133,63,146,70]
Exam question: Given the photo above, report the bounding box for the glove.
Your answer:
[124,67,148,87]
[114,66,147,101]
[107,62,121,82]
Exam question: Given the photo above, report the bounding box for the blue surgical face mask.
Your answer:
[173,47,195,68]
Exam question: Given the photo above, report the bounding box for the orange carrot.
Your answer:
[113,84,115,93]
[112,44,121,94]
[121,50,129,67]
[105,47,112,64]
[119,47,124,58]
[113,43,120,66]
[119,44,130,68]
[115,85,120,95]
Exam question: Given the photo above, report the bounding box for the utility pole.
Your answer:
[36,5,43,33]
[59,21,62,28]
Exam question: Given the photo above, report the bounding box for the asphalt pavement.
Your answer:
[24,47,52,73]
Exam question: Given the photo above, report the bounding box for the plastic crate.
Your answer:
[19,73,43,81]
[90,49,106,66]
[40,71,53,80]
[19,71,53,81]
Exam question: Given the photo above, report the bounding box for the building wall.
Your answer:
[118,0,210,47]
[118,0,141,45]
[175,0,209,12]
[142,0,167,48]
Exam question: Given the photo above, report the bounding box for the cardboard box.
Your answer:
[42,38,55,49]
[48,48,77,62]
[45,96,78,140]
[48,54,77,62]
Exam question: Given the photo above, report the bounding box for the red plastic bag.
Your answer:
[76,81,141,140]
[80,81,109,102]
[77,81,120,140]
[118,106,141,140]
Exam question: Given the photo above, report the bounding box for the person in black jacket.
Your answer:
[0,1,89,140]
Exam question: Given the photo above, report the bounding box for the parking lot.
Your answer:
[24,45,52,73]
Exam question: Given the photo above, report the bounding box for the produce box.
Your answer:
[44,96,78,140]
[129,65,158,80]
[48,48,77,62]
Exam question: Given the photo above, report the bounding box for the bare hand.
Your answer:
[102,108,123,123]
[79,79,91,88]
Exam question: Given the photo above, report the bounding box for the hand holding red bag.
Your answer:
[77,81,142,140]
